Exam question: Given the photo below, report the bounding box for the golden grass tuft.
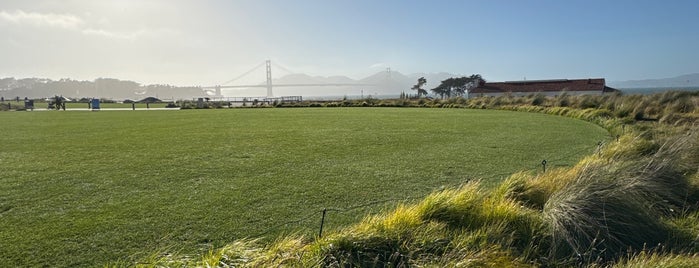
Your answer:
[610,252,699,268]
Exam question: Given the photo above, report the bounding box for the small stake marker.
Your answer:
[319,208,327,238]
[542,159,547,173]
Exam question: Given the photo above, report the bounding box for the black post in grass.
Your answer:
[319,208,327,238]
[542,159,547,173]
[132,103,136,110]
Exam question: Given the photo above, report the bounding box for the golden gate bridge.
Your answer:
[201,60,388,98]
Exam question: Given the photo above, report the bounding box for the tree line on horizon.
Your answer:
[410,74,484,99]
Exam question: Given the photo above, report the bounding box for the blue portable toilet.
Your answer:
[91,98,100,110]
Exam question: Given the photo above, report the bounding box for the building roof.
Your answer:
[471,78,618,94]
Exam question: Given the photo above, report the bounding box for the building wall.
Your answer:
[467,90,605,98]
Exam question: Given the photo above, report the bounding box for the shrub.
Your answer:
[578,95,601,109]
[531,94,546,106]
[633,106,646,121]
[666,97,695,114]
[557,96,570,107]
[589,108,613,119]
[179,102,196,109]
[614,105,632,118]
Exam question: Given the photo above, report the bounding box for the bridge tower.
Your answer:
[265,60,273,97]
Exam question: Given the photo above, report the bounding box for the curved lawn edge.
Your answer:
[0,107,608,267]
[125,93,699,267]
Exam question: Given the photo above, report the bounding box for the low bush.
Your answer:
[531,94,546,106]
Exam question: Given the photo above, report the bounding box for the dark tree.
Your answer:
[411,77,428,98]
[431,75,484,99]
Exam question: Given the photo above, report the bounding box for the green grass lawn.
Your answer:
[0,108,608,267]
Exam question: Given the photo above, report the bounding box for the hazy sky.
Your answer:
[1,0,698,86]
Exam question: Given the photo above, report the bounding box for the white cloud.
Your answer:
[81,28,146,40]
[369,62,386,68]
[0,9,172,41]
[0,10,83,29]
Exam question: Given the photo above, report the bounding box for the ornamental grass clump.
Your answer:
[608,252,699,268]
[542,132,699,264]
[417,182,541,245]
[312,182,542,267]
[502,168,577,210]
[543,170,671,263]
[318,204,448,267]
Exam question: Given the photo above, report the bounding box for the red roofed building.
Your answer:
[468,78,618,98]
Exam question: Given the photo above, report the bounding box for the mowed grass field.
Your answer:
[0,108,608,267]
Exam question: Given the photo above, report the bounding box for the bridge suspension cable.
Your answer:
[271,61,296,76]
[219,61,266,85]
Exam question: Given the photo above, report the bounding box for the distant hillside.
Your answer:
[609,73,699,88]
[273,74,357,84]
[0,77,207,100]
[254,71,461,97]
[1,71,468,99]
